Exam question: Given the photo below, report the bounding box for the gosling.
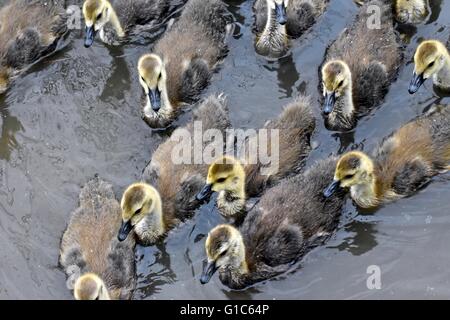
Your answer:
[138,0,231,128]
[196,96,316,221]
[60,176,136,300]
[200,158,346,289]
[320,0,401,131]
[82,0,169,47]
[118,95,231,245]
[354,0,429,24]
[0,0,68,93]
[253,0,329,57]
[324,104,450,209]
[409,40,450,94]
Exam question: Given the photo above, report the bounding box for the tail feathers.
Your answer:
[193,93,231,132]
[268,95,316,132]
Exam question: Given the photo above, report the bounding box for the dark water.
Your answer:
[0,0,449,299]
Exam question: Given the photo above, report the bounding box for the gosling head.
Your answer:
[118,182,162,242]
[83,0,111,48]
[395,0,427,24]
[138,54,167,114]
[321,60,352,115]
[410,40,449,94]
[267,0,290,25]
[324,151,374,197]
[196,156,246,202]
[200,224,247,284]
[74,273,110,300]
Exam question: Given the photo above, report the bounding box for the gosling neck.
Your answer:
[143,75,174,125]
[256,1,288,56]
[103,1,125,38]
[433,52,450,90]
[223,238,250,278]
[336,79,355,119]
[135,200,165,245]
[100,285,111,300]
[350,173,379,208]
[216,183,246,219]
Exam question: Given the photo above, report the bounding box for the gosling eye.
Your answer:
[216,177,226,183]
[219,249,228,258]
[414,9,423,16]
[97,12,103,20]
[344,174,354,180]
[428,61,435,68]
[140,76,146,83]
[158,73,162,81]
[337,80,344,88]
[135,208,142,215]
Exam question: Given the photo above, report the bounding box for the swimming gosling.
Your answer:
[409,40,450,94]
[82,0,169,47]
[60,177,136,300]
[320,0,401,131]
[354,0,429,24]
[196,96,316,220]
[138,0,231,128]
[253,0,329,57]
[200,157,346,289]
[118,95,231,245]
[0,0,68,93]
[324,104,450,208]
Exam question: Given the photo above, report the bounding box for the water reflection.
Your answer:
[99,47,131,103]
[134,243,177,299]
[262,54,299,98]
[331,219,378,256]
[0,95,23,161]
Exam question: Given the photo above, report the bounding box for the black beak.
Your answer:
[323,92,336,115]
[275,3,287,25]
[84,26,97,48]
[200,261,218,284]
[196,184,213,202]
[149,88,161,112]
[408,72,425,94]
[324,180,341,198]
[118,220,133,242]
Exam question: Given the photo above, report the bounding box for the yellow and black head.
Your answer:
[74,273,110,300]
[82,0,110,47]
[324,151,374,197]
[321,60,351,115]
[395,0,428,24]
[118,182,161,241]
[200,224,246,284]
[138,54,167,113]
[196,156,245,202]
[410,40,448,94]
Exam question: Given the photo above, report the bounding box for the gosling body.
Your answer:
[138,0,231,128]
[320,0,401,131]
[60,177,136,300]
[200,158,346,289]
[82,0,170,47]
[409,40,450,94]
[119,95,231,245]
[0,0,68,93]
[197,96,316,221]
[325,105,450,208]
[253,0,328,57]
